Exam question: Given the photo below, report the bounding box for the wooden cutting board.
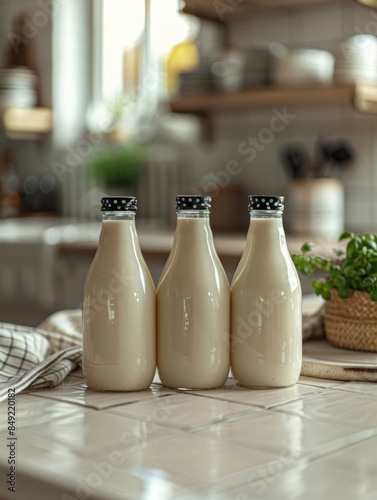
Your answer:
[302,340,377,382]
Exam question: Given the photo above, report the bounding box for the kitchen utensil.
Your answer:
[280,145,311,179]
[322,141,353,164]
[315,139,354,177]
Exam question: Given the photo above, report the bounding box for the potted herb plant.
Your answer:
[87,145,144,195]
[292,232,377,352]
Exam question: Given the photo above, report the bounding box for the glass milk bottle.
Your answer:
[83,196,156,391]
[231,195,302,388]
[157,195,230,389]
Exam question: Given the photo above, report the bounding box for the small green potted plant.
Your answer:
[292,232,377,352]
[87,145,144,195]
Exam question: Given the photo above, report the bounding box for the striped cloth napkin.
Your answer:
[0,311,82,402]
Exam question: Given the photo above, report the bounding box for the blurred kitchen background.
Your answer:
[0,0,376,325]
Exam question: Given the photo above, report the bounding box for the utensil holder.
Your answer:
[286,178,344,239]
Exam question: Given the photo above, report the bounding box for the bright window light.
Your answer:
[102,0,145,102]
[150,0,199,56]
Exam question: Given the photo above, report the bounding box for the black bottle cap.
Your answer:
[176,195,211,210]
[101,196,137,211]
[248,195,284,211]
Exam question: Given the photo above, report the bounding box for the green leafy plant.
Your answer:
[87,145,144,186]
[292,232,377,301]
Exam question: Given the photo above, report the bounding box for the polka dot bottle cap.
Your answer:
[176,195,211,211]
[248,195,284,211]
[101,196,137,211]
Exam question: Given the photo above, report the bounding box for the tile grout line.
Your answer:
[174,428,377,499]
[26,389,179,411]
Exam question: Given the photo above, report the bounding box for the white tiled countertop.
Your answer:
[1,371,377,499]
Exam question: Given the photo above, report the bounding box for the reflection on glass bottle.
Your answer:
[83,196,156,391]
[157,195,230,390]
[231,195,302,389]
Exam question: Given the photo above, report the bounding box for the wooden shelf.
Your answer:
[170,84,377,115]
[182,0,377,23]
[3,107,53,139]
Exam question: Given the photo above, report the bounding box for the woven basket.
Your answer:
[324,289,377,352]
[326,289,377,320]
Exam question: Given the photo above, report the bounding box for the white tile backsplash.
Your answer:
[251,13,290,45]
[227,17,256,47]
[294,104,342,123]
[340,103,372,122]
[242,154,279,194]
[341,132,371,189]
[370,126,377,187]
[344,186,371,232]
[353,5,377,38]
[229,13,290,46]
[301,4,343,43]
[370,200,377,232]
[341,3,357,39]
[288,11,305,46]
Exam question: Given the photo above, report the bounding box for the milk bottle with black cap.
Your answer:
[157,195,230,390]
[82,196,156,391]
[231,195,302,388]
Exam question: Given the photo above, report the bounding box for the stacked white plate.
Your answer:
[178,67,213,95]
[273,49,334,86]
[0,67,38,109]
[244,43,286,87]
[334,35,377,84]
[210,44,286,92]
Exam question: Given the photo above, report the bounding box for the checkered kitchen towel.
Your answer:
[0,311,82,402]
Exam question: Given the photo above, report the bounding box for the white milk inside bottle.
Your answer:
[82,196,156,391]
[231,195,302,388]
[157,195,230,390]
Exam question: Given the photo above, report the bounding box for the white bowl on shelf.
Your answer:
[273,49,335,86]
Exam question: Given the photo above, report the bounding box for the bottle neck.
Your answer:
[100,211,137,246]
[249,210,283,220]
[173,209,212,246]
[177,210,210,220]
[102,211,136,222]
[247,210,286,247]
